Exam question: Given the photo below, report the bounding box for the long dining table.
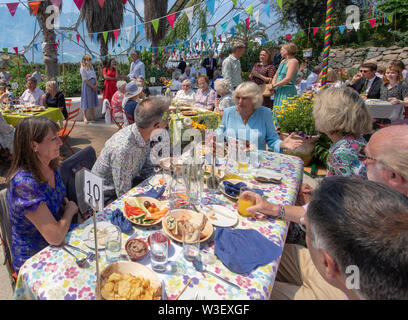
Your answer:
[13,150,304,300]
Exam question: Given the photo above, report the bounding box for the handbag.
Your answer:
[262,79,274,97]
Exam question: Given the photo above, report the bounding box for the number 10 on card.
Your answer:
[83,169,104,212]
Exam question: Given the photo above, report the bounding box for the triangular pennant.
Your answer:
[368,18,376,28]
[6,3,19,17]
[276,0,283,10]
[122,0,127,4]
[339,25,346,34]
[254,10,260,25]
[3,48,8,55]
[221,21,228,32]
[201,33,207,41]
[68,33,72,41]
[352,22,360,31]
[53,43,58,50]
[261,39,266,46]
[125,27,132,41]
[28,1,42,15]
[138,24,144,35]
[237,24,241,34]
[232,0,237,6]
[209,39,212,47]
[387,13,393,23]
[230,27,235,39]
[245,17,250,30]
[50,0,62,7]
[211,29,216,37]
[205,0,215,15]
[264,2,270,17]
[61,34,65,42]
[233,14,240,25]
[245,4,254,16]
[313,27,319,36]
[285,34,291,41]
[98,0,105,8]
[93,33,98,42]
[218,35,222,43]
[185,6,194,23]
[73,0,84,11]
[152,19,159,34]
[167,13,176,29]
[76,33,81,43]
[13,47,18,56]
[113,29,120,42]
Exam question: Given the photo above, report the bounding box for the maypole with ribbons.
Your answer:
[320,0,333,89]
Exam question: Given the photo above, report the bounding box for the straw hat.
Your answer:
[125,81,142,99]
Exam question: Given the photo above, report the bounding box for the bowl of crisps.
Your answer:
[100,261,161,300]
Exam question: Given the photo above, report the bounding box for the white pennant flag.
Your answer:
[185,6,194,23]
[352,22,360,31]
[254,9,260,25]
[125,27,132,41]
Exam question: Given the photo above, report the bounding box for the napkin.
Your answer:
[214,228,282,275]
[222,181,264,197]
[138,186,166,199]
[110,209,133,234]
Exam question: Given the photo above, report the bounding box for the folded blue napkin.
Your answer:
[214,228,282,275]
[138,186,166,199]
[223,181,264,197]
[110,209,133,234]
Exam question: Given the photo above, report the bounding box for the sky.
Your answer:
[0,0,289,63]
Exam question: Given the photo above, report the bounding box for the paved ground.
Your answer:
[0,119,319,300]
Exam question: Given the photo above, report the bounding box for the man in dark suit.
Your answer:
[202,51,217,80]
[347,62,382,99]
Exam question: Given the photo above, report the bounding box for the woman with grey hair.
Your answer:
[42,80,68,119]
[217,81,302,151]
[174,79,195,104]
[170,70,182,91]
[110,80,127,122]
[214,78,234,117]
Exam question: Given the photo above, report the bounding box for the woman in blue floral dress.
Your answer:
[7,117,78,274]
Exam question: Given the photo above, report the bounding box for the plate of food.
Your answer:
[149,173,172,186]
[32,106,45,112]
[125,238,149,261]
[205,205,238,228]
[181,110,198,116]
[162,209,213,243]
[100,261,161,300]
[82,221,118,249]
[123,196,168,226]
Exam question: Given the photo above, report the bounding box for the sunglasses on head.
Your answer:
[357,148,377,162]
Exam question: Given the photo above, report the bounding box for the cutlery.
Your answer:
[174,279,192,300]
[161,280,168,300]
[192,259,240,290]
[64,243,96,261]
[61,246,89,268]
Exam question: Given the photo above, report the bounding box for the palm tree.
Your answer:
[29,1,60,79]
[144,0,169,47]
[80,0,126,57]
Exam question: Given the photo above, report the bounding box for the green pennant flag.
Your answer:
[237,24,242,34]
[298,29,305,38]
[68,33,72,41]
[245,4,254,16]
[232,0,237,6]
[211,29,216,37]
[3,48,8,55]
[103,31,108,43]
[276,0,283,10]
[152,19,159,34]
[221,21,228,32]
[387,13,393,23]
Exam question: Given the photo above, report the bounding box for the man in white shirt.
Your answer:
[20,76,44,106]
[31,65,43,84]
[0,67,11,84]
[128,50,145,81]
[305,66,322,90]
[222,42,245,89]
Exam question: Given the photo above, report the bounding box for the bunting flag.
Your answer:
[93,33,98,42]
[245,17,250,30]
[73,0,84,11]
[3,48,8,55]
[76,33,80,43]
[245,4,254,16]
[201,33,207,41]
[61,34,65,42]
[68,33,72,41]
[233,14,240,25]
[122,0,127,4]
[205,0,215,15]
[261,39,266,46]
[254,9,260,25]
[276,0,283,10]
[138,24,144,35]
[339,25,346,34]
[232,0,237,6]
[125,26,132,40]
[352,22,360,31]
[167,13,176,29]
[28,1,41,15]
[50,0,62,6]
[218,34,222,43]
[230,27,235,39]
[33,44,38,51]
[237,24,241,34]
[113,29,120,41]
[368,18,376,28]
[211,28,216,37]
[13,47,18,56]
[285,34,291,41]
[103,31,108,43]
[185,6,194,23]
[52,43,58,50]
[221,21,228,32]
[387,13,393,23]
[98,0,105,8]
[264,1,270,17]
[313,27,319,36]
[6,2,19,17]
[152,19,159,34]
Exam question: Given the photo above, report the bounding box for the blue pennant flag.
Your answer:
[233,14,240,25]
[261,39,266,46]
[205,0,215,15]
[138,24,144,35]
[221,21,228,32]
[93,33,98,42]
[61,34,65,42]
[230,27,235,39]
[339,25,346,34]
[184,41,189,47]
[209,39,212,47]
[33,43,38,51]
[201,33,207,41]
[264,2,270,17]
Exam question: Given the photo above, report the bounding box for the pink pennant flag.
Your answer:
[167,13,176,29]
[13,47,18,56]
[98,0,105,8]
[285,34,291,41]
[53,43,58,50]
[50,0,62,7]
[76,33,81,43]
[245,17,250,30]
[6,2,19,17]
[113,29,120,41]
[218,35,222,43]
[369,18,376,28]
[313,27,319,36]
[73,0,84,11]
[122,0,127,3]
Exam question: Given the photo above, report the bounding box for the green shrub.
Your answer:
[59,71,82,97]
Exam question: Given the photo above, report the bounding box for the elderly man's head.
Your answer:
[363,125,408,195]
[130,50,139,61]
[307,176,408,300]
[26,76,37,91]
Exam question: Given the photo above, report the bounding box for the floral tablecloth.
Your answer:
[14,151,303,300]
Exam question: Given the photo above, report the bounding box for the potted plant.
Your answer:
[274,94,319,166]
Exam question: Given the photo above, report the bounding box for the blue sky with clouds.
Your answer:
[0,0,287,63]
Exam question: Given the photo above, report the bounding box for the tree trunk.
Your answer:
[37,12,58,79]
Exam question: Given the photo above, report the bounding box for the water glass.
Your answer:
[105,225,122,263]
[182,224,200,262]
[184,163,203,205]
[269,156,282,172]
[150,231,169,273]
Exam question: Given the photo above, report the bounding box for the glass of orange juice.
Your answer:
[237,187,254,217]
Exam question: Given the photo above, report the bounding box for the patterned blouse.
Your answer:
[380,82,408,101]
[327,134,367,178]
[7,170,66,274]
[250,63,276,85]
[110,91,125,121]
[91,124,155,201]
[194,87,217,109]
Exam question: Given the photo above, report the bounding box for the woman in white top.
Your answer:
[170,70,182,92]
[80,54,98,123]
[214,78,234,117]
[174,79,195,104]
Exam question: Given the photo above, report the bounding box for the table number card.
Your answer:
[83,169,104,212]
